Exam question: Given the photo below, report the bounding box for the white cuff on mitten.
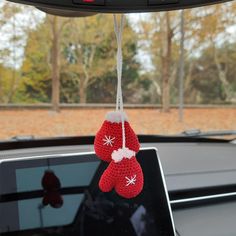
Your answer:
[112,147,135,163]
[105,111,128,123]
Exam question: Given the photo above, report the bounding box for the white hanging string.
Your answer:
[114,15,124,112]
[113,14,126,149]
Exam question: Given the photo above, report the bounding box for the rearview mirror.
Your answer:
[7,0,233,14]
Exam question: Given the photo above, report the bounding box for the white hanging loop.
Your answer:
[114,15,124,112]
[113,14,126,149]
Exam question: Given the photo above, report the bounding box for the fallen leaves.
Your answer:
[0,108,235,140]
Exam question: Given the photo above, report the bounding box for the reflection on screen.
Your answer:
[16,162,99,192]
[15,162,99,230]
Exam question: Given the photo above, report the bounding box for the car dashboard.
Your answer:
[0,137,235,236]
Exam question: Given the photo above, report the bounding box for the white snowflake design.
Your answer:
[103,135,115,147]
[125,175,137,186]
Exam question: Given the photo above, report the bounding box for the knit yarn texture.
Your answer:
[99,157,144,199]
[94,120,140,162]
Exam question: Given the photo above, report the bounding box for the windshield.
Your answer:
[0,2,235,140]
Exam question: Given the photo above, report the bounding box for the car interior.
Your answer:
[0,0,235,236]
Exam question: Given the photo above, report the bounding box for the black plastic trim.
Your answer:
[170,184,236,209]
[0,135,229,151]
[170,184,236,200]
[7,0,232,13]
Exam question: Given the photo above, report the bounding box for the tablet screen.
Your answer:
[0,148,175,236]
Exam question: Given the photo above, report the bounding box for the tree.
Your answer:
[189,43,236,104]
[161,12,173,112]
[138,12,179,111]
[137,3,236,106]
[48,15,70,111]
[20,14,143,105]
[20,15,70,107]
[178,10,185,122]
[20,21,51,103]
[50,16,60,111]
[0,2,45,103]
[187,4,236,103]
[0,3,22,103]
[0,64,17,103]
[61,15,141,104]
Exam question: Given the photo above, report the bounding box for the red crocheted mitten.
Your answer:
[99,148,144,199]
[94,111,140,162]
[41,170,61,191]
[42,191,63,208]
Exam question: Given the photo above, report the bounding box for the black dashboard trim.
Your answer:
[171,192,236,209]
[170,183,236,200]
[0,135,229,151]
[170,184,236,209]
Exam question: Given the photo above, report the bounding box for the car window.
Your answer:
[0,1,235,140]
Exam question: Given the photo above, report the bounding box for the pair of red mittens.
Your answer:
[94,111,144,199]
[41,170,63,208]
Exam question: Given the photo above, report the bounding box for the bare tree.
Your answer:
[178,10,185,122]
[161,12,173,112]
[50,16,60,111]
[49,16,70,111]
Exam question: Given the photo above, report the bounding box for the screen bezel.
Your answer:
[0,147,176,236]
